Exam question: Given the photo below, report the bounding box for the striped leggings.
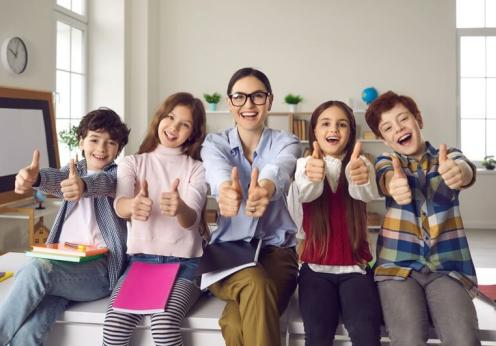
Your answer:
[102,278,201,346]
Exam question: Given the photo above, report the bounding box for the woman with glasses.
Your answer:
[201,67,302,346]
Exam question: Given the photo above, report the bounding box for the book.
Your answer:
[199,239,262,290]
[479,284,496,301]
[0,272,14,283]
[25,251,104,263]
[31,243,108,257]
[112,262,180,314]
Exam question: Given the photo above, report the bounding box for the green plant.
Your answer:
[203,92,221,104]
[59,125,79,151]
[284,94,303,105]
[482,155,496,170]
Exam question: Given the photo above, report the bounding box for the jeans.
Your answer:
[0,257,110,346]
[129,254,200,282]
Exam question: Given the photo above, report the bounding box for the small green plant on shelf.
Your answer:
[203,92,221,104]
[59,125,79,152]
[481,155,496,170]
[284,94,303,105]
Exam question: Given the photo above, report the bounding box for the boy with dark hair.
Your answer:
[365,91,480,346]
[0,108,130,346]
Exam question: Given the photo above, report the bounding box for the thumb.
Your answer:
[250,167,260,191]
[69,159,77,178]
[139,179,149,197]
[231,167,241,192]
[312,141,322,159]
[30,149,40,171]
[439,144,448,165]
[170,178,180,192]
[351,141,362,161]
[392,156,405,178]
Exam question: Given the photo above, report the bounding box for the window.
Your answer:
[55,1,87,165]
[457,0,496,161]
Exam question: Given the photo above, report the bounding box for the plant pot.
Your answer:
[208,103,218,111]
[288,104,297,113]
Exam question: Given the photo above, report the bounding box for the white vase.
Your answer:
[288,104,297,113]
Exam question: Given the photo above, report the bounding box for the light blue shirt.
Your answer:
[201,127,303,247]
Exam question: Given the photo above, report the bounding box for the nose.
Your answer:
[243,96,255,108]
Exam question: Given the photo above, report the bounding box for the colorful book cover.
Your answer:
[479,284,496,301]
[0,272,14,283]
[112,262,180,314]
[25,251,104,263]
[31,243,108,257]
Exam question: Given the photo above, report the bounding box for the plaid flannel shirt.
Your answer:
[374,142,477,284]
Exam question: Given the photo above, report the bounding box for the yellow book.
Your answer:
[0,272,14,283]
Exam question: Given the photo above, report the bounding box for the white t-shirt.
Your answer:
[59,170,106,247]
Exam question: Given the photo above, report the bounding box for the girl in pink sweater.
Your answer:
[103,92,207,346]
[290,100,382,346]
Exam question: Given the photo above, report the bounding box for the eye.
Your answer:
[90,139,98,143]
[399,115,408,122]
[182,123,191,129]
[108,141,117,146]
[320,121,330,127]
[166,114,174,120]
[232,93,245,101]
[338,122,348,128]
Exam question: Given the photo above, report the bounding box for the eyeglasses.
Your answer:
[228,91,271,107]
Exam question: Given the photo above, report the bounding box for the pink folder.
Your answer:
[113,261,180,314]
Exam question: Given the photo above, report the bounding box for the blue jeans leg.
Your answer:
[0,257,110,346]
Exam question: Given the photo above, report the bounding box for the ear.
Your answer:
[79,138,84,149]
[267,94,274,111]
[416,113,423,129]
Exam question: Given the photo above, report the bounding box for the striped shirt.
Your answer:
[374,142,477,284]
[40,159,127,290]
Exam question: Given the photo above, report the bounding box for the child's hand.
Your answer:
[246,168,273,218]
[131,180,153,221]
[160,178,183,216]
[15,150,40,194]
[60,159,85,201]
[348,141,369,185]
[218,167,243,217]
[306,141,325,182]
[388,156,412,205]
[438,144,464,190]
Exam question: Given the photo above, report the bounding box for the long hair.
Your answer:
[137,92,206,160]
[303,100,368,262]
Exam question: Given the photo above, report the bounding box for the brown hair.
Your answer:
[137,92,206,160]
[303,100,368,262]
[365,90,421,138]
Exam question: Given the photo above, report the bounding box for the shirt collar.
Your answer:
[227,126,269,157]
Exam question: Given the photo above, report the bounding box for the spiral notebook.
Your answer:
[113,262,180,314]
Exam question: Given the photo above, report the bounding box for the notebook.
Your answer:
[479,285,496,301]
[199,239,262,290]
[0,272,14,283]
[25,251,104,263]
[112,262,180,314]
[31,243,108,257]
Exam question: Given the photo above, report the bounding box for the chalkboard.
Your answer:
[0,87,59,205]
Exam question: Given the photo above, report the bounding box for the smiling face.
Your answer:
[79,130,119,171]
[378,103,425,158]
[313,105,351,158]
[228,76,272,133]
[157,104,193,148]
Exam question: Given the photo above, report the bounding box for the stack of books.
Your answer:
[26,243,108,263]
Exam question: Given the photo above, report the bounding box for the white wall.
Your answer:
[0,0,55,92]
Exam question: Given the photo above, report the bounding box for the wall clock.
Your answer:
[1,36,28,74]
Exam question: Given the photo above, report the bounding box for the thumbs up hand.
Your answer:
[218,167,243,217]
[60,157,85,201]
[348,141,369,185]
[160,178,184,216]
[246,168,273,218]
[131,180,153,221]
[15,150,41,194]
[305,141,325,182]
[438,144,464,190]
[387,156,412,205]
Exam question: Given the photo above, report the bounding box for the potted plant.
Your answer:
[284,94,303,112]
[481,155,496,170]
[203,92,221,111]
[59,125,79,152]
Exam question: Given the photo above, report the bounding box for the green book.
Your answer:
[25,251,104,263]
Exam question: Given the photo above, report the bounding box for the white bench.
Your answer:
[1,252,495,345]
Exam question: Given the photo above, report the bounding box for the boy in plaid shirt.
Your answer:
[365,91,480,346]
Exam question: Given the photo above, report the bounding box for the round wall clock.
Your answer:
[1,36,28,74]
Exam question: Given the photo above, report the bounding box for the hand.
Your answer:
[218,167,243,217]
[438,144,464,190]
[160,178,184,216]
[348,141,369,185]
[246,168,272,218]
[15,150,40,194]
[388,156,412,205]
[131,180,153,221]
[60,159,85,201]
[305,141,325,182]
